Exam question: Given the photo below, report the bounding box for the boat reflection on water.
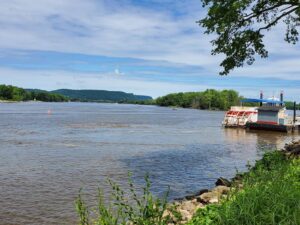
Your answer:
[223,127,297,151]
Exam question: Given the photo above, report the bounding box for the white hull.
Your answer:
[222,106,258,127]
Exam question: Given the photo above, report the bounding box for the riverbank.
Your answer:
[123,89,299,111]
[75,140,300,225]
[0,100,18,103]
[122,89,241,111]
[168,140,300,224]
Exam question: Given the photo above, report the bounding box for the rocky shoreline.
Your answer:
[166,140,300,224]
[166,177,233,224]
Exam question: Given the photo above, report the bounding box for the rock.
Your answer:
[212,185,230,195]
[179,200,203,212]
[196,196,202,202]
[195,189,209,196]
[184,195,197,201]
[179,200,196,213]
[182,189,209,201]
[163,210,172,218]
[291,148,300,156]
[199,191,220,204]
[191,198,198,204]
[169,198,205,224]
[232,173,244,182]
[208,197,219,203]
[163,207,181,224]
[199,186,230,204]
[283,140,300,157]
[215,177,231,187]
[179,209,192,222]
[173,197,185,201]
[194,203,205,211]
[172,201,181,206]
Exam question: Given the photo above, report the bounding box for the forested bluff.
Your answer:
[0,84,68,102]
[0,84,298,111]
[125,89,299,111]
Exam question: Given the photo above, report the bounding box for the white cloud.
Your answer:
[1,67,299,101]
[232,58,300,80]
[0,0,299,82]
[0,68,211,97]
[0,0,210,65]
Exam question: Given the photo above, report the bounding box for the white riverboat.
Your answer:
[222,106,258,127]
[222,93,299,132]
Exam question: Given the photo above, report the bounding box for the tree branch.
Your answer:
[280,4,298,12]
[243,2,293,22]
[258,6,300,32]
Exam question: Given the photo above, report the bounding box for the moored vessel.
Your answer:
[222,92,300,132]
[222,106,258,127]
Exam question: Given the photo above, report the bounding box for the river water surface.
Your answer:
[0,102,298,225]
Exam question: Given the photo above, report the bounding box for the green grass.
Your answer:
[187,151,300,225]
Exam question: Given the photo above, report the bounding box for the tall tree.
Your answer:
[199,0,300,75]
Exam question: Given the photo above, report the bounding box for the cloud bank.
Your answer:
[0,0,299,100]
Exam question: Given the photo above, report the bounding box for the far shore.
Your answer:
[0,100,19,103]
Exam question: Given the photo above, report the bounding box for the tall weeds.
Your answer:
[75,173,176,225]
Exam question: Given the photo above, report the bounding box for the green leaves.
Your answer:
[199,0,300,75]
[187,151,300,225]
[75,173,173,225]
[76,190,90,225]
[156,89,240,110]
[0,84,69,102]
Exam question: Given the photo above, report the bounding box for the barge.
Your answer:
[222,92,300,133]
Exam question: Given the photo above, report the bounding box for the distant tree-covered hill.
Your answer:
[51,89,152,102]
[0,85,152,103]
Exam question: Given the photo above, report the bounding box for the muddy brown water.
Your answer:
[0,102,298,225]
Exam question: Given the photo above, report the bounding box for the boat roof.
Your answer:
[241,98,284,104]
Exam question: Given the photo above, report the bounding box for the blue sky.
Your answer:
[0,0,299,100]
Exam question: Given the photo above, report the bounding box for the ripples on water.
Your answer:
[0,102,298,225]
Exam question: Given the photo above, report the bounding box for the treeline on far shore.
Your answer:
[124,89,241,110]
[124,89,300,111]
[284,101,300,110]
[0,85,68,102]
[1,84,299,110]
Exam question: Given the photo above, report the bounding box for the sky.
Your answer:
[0,0,299,100]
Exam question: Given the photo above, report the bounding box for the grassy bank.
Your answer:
[187,150,300,225]
[76,143,300,225]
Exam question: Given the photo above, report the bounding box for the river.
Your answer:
[0,102,298,225]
